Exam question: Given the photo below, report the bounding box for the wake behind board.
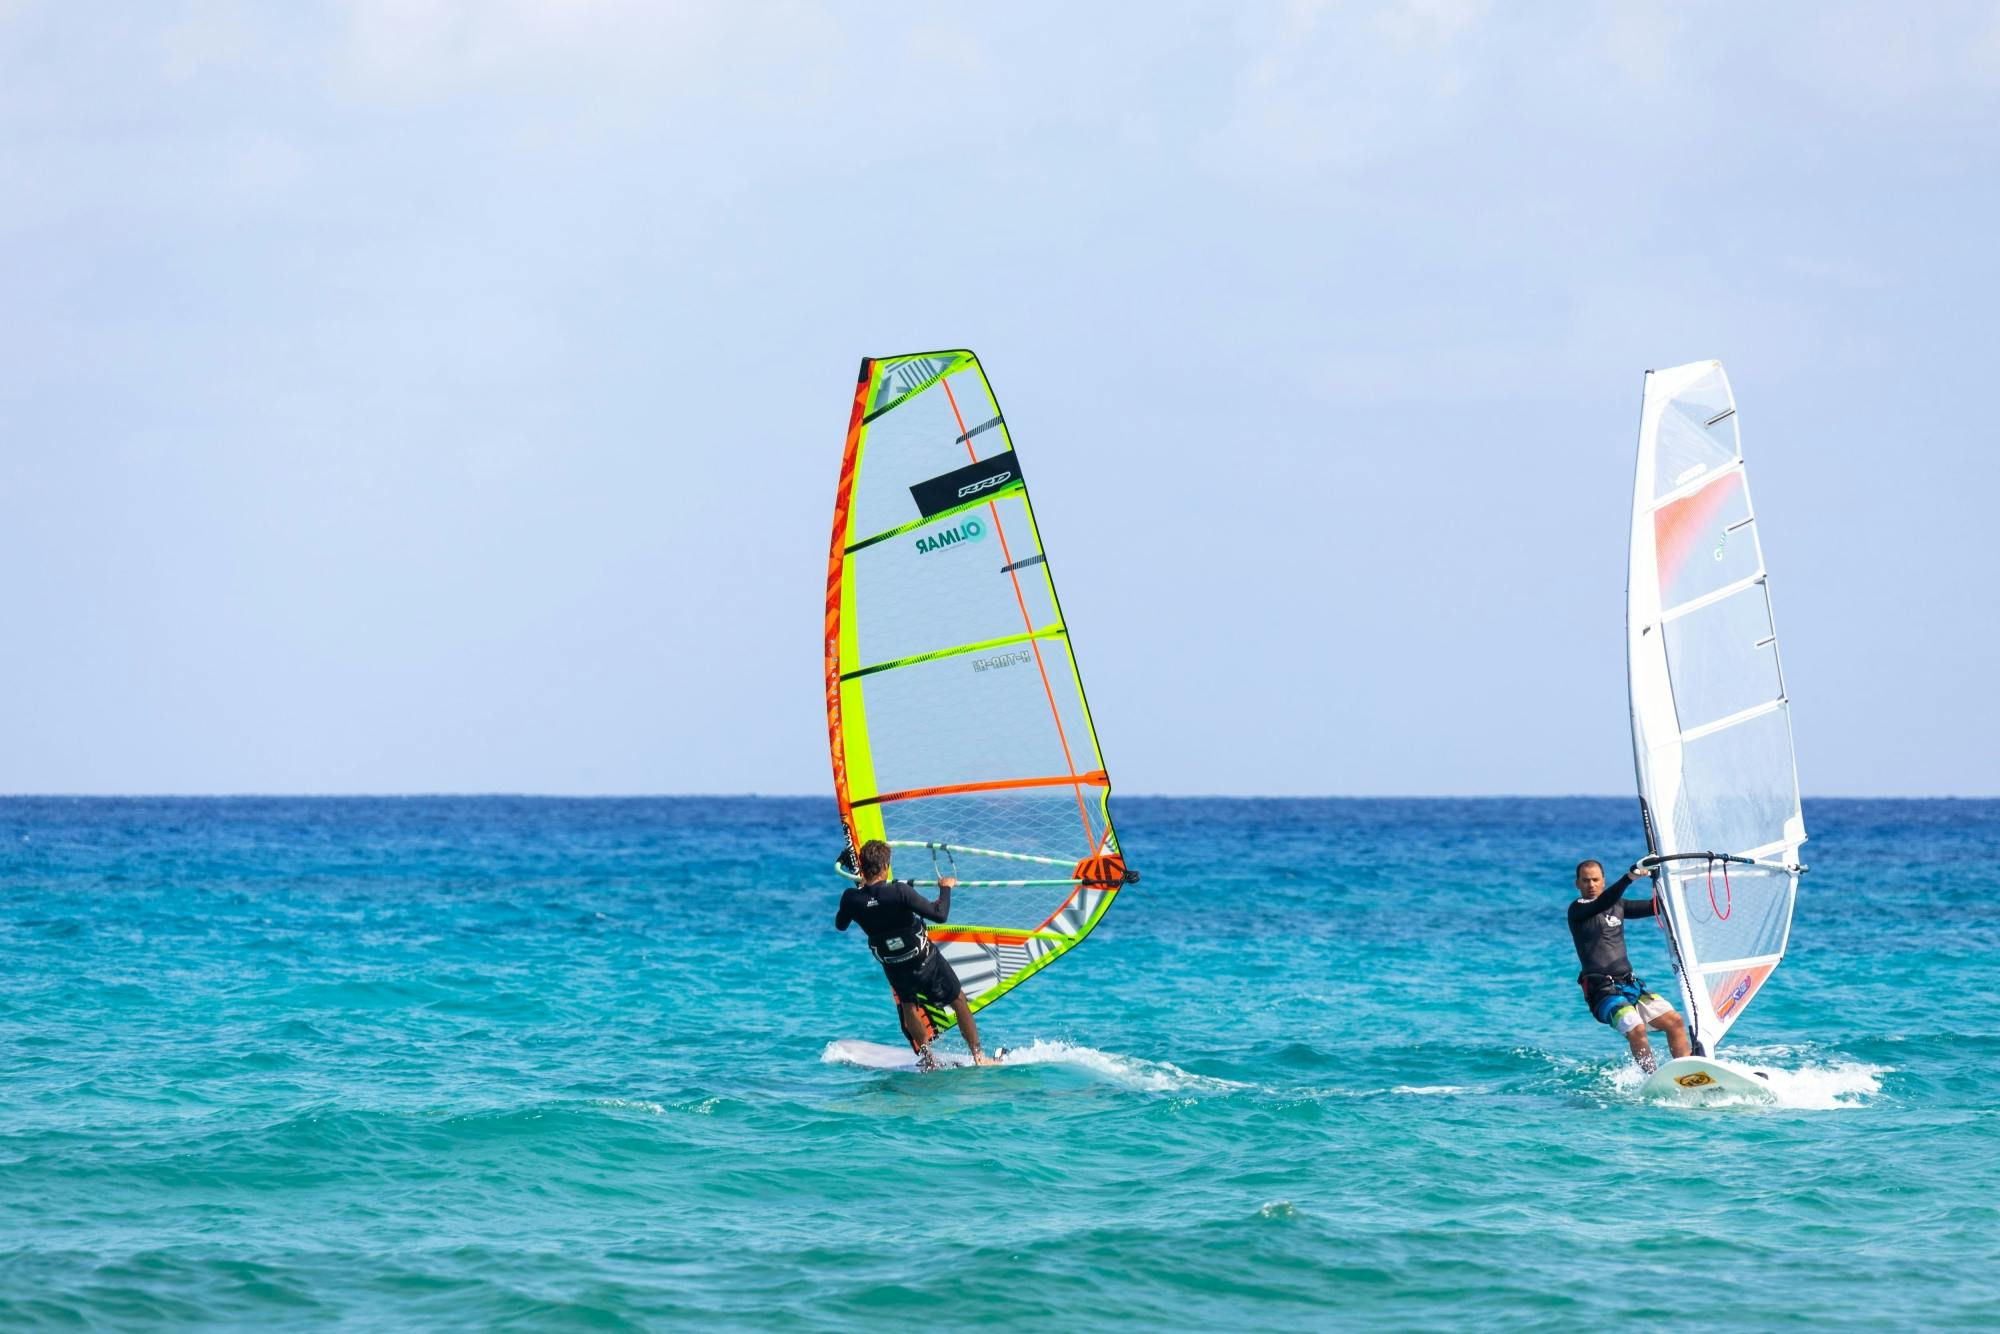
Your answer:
[824,1039,1007,1072]
[1640,1055,1775,1104]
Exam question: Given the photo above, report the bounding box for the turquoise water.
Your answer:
[3,796,1996,1329]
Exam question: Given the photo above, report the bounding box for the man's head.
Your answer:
[858,839,893,882]
[1574,859,1606,898]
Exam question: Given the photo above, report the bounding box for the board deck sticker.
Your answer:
[1641,1055,1776,1104]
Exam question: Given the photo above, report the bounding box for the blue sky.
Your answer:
[2,2,1995,796]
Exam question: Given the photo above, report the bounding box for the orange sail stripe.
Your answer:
[824,359,873,832]
[851,771,1110,809]
[933,927,1072,947]
[939,376,1096,845]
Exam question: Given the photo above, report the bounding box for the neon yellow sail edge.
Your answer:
[832,350,1125,1034]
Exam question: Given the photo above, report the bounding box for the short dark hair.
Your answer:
[1575,859,1604,879]
[859,839,893,879]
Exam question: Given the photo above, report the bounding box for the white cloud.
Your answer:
[1598,4,1685,87]
[1373,0,1492,49]
[1195,1,2000,185]
[161,0,261,81]
[327,0,836,105]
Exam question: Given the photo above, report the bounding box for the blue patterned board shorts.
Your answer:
[1584,977,1672,1034]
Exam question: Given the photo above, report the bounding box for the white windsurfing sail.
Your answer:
[1627,360,1807,1056]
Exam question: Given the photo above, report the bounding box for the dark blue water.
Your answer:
[3,798,1995,1328]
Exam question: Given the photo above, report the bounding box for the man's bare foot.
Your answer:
[972,1051,998,1066]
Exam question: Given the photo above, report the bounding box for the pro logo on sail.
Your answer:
[915,517,986,555]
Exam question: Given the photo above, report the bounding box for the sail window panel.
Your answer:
[880,789,1101,932]
[940,368,1009,459]
[1675,706,1801,860]
[874,353,961,405]
[1663,583,1782,734]
[1670,865,1793,971]
[981,492,1058,628]
[1047,638,1102,778]
[851,368,974,540]
[1654,471,1760,610]
[857,643,1096,797]
[851,494,1056,668]
[1653,366,1740,494]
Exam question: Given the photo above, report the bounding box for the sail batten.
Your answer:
[1627,360,1806,1055]
[1661,572,1768,622]
[826,350,1127,1031]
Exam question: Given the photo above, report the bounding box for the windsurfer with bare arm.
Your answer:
[836,839,996,1068]
[1567,859,1691,1073]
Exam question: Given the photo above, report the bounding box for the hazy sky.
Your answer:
[3,2,1996,796]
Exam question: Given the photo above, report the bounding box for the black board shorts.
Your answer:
[881,946,963,1008]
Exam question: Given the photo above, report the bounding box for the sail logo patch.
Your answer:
[909,449,1023,518]
[1715,974,1753,1017]
[915,517,986,555]
[957,469,1012,499]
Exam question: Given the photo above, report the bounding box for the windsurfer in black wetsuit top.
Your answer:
[1568,859,1692,1073]
[836,839,995,1067]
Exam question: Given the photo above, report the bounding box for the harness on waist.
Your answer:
[871,928,932,967]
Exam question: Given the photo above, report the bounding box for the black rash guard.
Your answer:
[1567,874,1658,980]
[835,879,952,963]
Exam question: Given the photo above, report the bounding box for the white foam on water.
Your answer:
[587,1097,666,1115]
[1742,1059,1887,1110]
[1600,1049,1888,1110]
[821,1038,960,1071]
[821,1037,1245,1093]
[1605,1062,1646,1093]
[1673,1043,1889,1109]
[996,1038,1248,1093]
[1390,1084,1471,1096]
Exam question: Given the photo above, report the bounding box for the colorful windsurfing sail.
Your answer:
[825,350,1133,1031]
[1627,360,1808,1055]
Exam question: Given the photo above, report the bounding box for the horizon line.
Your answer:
[1,792,1991,802]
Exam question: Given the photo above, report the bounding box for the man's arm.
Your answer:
[897,878,954,923]
[834,892,852,931]
[1624,895,1659,919]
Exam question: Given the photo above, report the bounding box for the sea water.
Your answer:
[2,797,1995,1328]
